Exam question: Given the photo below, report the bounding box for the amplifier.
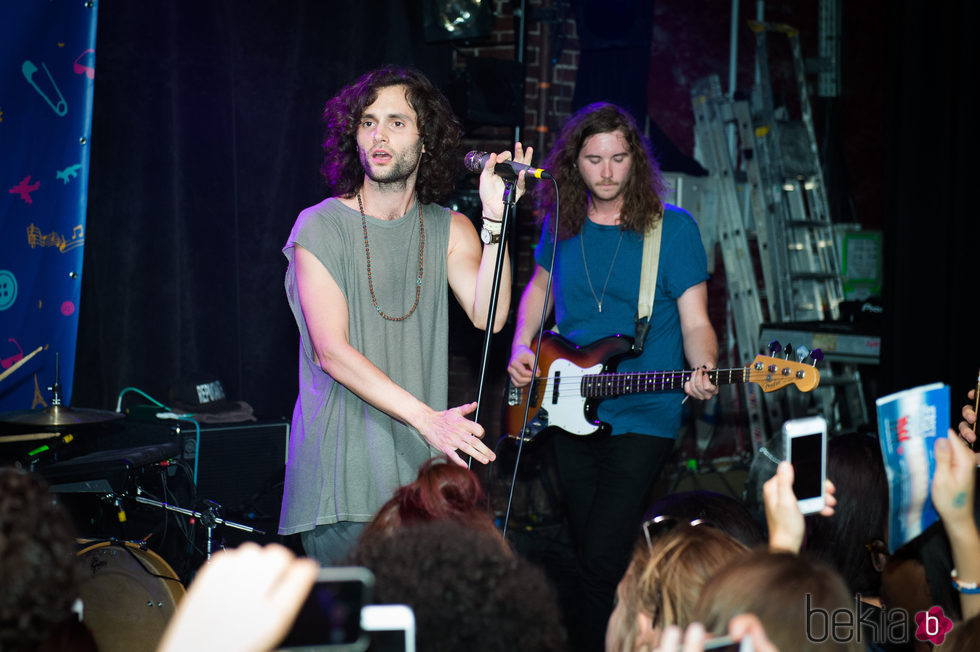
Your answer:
[73,417,289,521]
[179,421,290,520]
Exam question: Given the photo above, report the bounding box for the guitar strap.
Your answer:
[633,215,663,353]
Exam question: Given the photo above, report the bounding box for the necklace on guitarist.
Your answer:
[357,192,424,321]
[580,226,624,313]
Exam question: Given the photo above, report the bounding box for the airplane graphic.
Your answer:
[56,164,82,184]
[9,176,40,204]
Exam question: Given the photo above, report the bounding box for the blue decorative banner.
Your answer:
[0,1,99,414]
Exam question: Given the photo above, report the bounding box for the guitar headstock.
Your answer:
[748,355,821,393]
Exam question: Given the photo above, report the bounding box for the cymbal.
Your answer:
[0,404,124,426]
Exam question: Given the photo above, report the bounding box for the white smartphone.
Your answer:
[360,604,416,652]
[782,415,828,515]
[278,566,374,652]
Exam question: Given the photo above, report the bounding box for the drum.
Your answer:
[76,541,185,652]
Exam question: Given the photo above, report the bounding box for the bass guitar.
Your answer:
[504,331,820,441]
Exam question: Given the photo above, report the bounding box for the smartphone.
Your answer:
[278,566,374,651]
[782,415,828,515]
[361,604,416,652]
[703,634,754,651]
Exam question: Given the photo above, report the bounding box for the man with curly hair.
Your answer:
[506,102,718,651]
[280,65,533,565]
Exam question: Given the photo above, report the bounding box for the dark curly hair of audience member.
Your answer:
[0,467,91,652]
[361,456,499,539]
[533,102,666,240]
[805,432,889,598]
[642,490,766,549]
[349,519,566,652]
[320,65,462,204]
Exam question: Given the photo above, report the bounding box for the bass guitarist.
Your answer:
[506,102,719,652]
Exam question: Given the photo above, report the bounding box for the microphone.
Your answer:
[464,151,552,180]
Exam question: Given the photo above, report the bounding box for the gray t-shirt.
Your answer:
[278,196,449,535]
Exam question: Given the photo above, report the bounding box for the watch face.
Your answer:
[481,227,492,244]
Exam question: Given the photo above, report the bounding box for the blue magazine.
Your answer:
[875,382,950,552]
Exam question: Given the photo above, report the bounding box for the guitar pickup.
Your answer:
[551,371,560,404]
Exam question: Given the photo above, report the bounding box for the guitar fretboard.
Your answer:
[581,367,750,398]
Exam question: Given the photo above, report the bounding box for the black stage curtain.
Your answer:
[74,1,452,418]
[880,0,980,413]
[74,0,980,429]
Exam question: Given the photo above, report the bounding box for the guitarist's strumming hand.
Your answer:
[507,343,538,388]
[683,364,719,401]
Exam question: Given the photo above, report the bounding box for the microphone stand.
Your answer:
[133,487,265,561]
[469,178,517,469]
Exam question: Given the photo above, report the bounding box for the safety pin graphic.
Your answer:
[22,60,68,116]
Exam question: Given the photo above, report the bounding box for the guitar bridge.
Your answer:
[507,383,522,406]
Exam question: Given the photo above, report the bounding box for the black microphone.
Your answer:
[464,151,552,180]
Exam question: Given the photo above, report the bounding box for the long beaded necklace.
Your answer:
[357,192,424,321]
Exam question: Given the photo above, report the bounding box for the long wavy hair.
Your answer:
[608,524,747,652]
[535,102,666,240]
[320,65,462,204]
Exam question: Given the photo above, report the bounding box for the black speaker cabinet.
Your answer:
[181,421,289,520]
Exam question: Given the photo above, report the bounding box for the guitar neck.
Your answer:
[582,367,749,398]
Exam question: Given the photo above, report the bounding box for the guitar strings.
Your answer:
[514,365,813,398]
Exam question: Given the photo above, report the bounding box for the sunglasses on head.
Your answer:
[641,515,712,552]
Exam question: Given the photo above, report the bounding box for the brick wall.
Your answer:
[447,1,581,449]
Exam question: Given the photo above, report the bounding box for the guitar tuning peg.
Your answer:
[783,342,793,359]
[796,344,810,363]
[809,348,824,366]
[768,340,782,356]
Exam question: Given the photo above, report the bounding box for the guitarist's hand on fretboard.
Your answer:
[684,364,719,401]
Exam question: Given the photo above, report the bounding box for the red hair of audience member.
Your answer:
[364,456,499,538]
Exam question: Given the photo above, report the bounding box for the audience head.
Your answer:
[642,489,766,548]
[349,519,565,652]
[607,522,749,652]
[695,549,863,652]
[0,467,91,652]
[359,456,500,540]
[805,431,888,597]
[881,521,958,622]
[938,612,980,651]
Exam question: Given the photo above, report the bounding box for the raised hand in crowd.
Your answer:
[649,615,780,652]
[156,543,318,652]
[956,388,980,465]
[762,460,836,553]
[932,431,980,621]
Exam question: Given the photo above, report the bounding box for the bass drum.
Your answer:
[76,541,185,652]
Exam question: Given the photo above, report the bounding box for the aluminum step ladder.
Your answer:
[747,20,846,322]
[691,74,770,452]
[744,19,865,432]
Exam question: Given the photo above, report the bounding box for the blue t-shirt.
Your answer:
[534,204,709,438]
